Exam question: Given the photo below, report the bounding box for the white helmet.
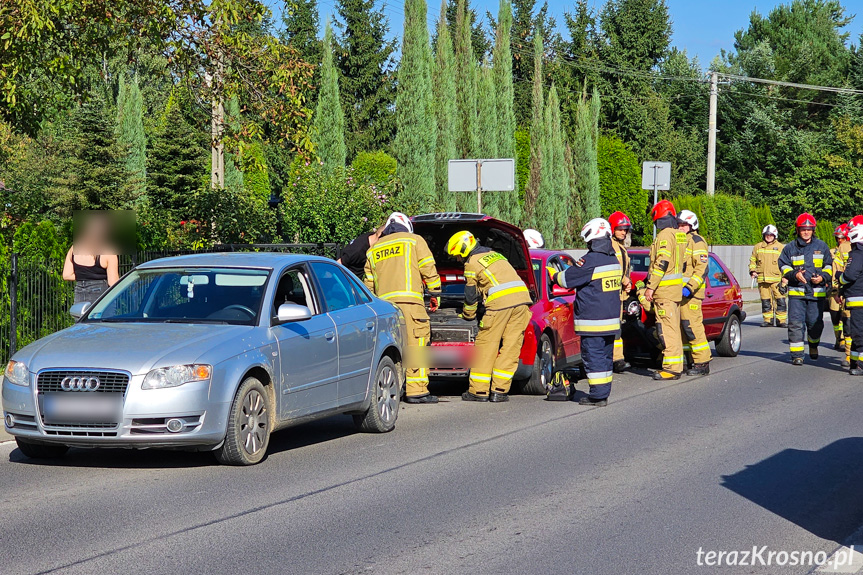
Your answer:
[762,224,778,237]
[581,218,612,243]
[386,212,413,233]
[524,228,545,249]
[678,209,699,230]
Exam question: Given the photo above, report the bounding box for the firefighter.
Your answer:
[524,229,545,250]
[608,211,633,373]
[548,218,620,406]
[829,224,852,363]
[448,231,532,402]
[677,210,712,375]
[643,200,689,381]
[364,212,442,403]
[749,225,787,327]
[839,215,863,375]
[777,213,833,366]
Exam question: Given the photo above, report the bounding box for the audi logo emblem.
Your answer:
[60,376,101,391]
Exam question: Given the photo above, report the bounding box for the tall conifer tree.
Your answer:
[314,23,347,174]
[492,0,518,223]
[116,73,146,196]
[476,61,500,218]
[549,85,569,245]
[433,0,458,211]
[454,0,478,159]
[572,87,601,227]
[522,31,543,229]
[536,88,555,247]
[395,0,435,210]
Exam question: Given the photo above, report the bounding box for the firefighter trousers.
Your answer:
[613,306,625,362]
[681,297,711,365]
[829,303,851,355]
[849,307,863,368]
[654,299,684,374]
[582,334,614,400]
[469,305,531,396]
[397,303,431,397]
[759,282,787,324]
[787,297,825,359]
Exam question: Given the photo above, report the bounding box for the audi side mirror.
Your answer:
[70,302,91,319]
[275,303,312,324]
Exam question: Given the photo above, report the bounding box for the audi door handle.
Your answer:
[325,331,335,341]
[366,321,376,331]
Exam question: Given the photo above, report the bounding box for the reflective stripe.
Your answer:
[788,289,805,296]
[492,369,515,380]
[807,336,820,344]
[841,274,852,285]
[663,355,685,365]
[417,256,434,268]
[592,264,621,280]
[790,343,805,351]
[613,339,623,348]
[426,279,442,290]
[682,345,691,352]
[813,287,827,297]
[757,249,781,254]
[760,276,782,282]
[380,290,424,302]
[463,303,478,310]
[469,372,491,383]
[659,273,683,287]
[483,268,500,287]
[791,256,804,265]
[587,371,613,385]
[834,325,844,332]
[464,271,476,278]
[852,352,861,360]
[822,266,832,274]
[651,270,665,277]
[781,266,794,274]
[692,249,708,256]
[847,297,863,307]
[574,318,621,332]
[486,282,530,303]
[691,342,710,352]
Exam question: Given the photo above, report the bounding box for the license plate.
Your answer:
[40,393,123,423]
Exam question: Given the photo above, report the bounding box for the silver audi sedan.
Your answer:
[2,253,405,465]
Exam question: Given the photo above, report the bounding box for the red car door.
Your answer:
[703,255,733,339]
[547,254,579,363]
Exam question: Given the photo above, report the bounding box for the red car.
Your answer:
[623,248,745,361]
[411,214,581,395]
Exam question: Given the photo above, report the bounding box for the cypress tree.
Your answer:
[536,88,555,247]
[572,87,601,227]
[224,96,244,192]
[147,92,208,219]
[335,0,397,159]
[395,0,436,210]
[314,22,347,174]
[439,0,492,62]
[476,61,500,218]
[492,0,519,224]
[454,0,478,160]
[116,73,146,195]
[522,31,544,229]
[433,0,458,211]
[549,85,569,245]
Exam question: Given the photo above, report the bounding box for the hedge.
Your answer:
[597,134,649,243]
[672,194,775,246]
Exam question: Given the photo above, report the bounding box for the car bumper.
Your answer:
[2,378,230,449]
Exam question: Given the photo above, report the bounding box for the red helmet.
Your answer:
[834,223,849,239]
[608,211,632,230]
[795,213,816,229]
[651,200,676,221]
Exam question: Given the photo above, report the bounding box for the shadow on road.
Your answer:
[721,438,863,544]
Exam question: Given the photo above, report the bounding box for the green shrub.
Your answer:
[815,219,836,249]
[673,193,765,245]
[597,134,649,243]
[352,150,397,188]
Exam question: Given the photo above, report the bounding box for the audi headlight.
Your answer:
[142,364,212,390]
[626,300,641,315]
[4,361,29,387]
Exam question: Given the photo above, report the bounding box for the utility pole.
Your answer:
[706,70,718,196]
[210,51,225,189]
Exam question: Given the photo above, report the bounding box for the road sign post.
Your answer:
[449,159,515,213]
[642,162,671,238]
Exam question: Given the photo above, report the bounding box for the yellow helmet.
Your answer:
[446,231,477,258]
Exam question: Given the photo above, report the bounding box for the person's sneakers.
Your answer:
[809,345,819,360]
[612,359,631,373]
[760,322,772,327]
[791,357,804,366]
[685,363,710,376]
[850,368,863,376]
[578,397,608,407]
[488,391,509,403]
[653,370,681,381]
[461,391,488,402]
[404,394,439,404]
[842,356,851,368]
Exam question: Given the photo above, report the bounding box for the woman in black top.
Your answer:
[62,215,120,304]
[338,225,384,278]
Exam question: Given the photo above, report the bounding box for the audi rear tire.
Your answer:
[15,438,69,459]
[353,356,400,433]
[215,377,271,466]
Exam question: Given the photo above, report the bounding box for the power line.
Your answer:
[716,72,863,96]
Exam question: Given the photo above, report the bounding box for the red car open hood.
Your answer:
[411,213,537,302]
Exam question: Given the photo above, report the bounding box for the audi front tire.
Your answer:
[215,377,271,466]
[15,438,69,459]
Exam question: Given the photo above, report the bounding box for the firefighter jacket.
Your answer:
[683,232,709,299]
[364,230,441,305]
[462,247,531,320]
[552,237,621,336]
[839,243,863,306]
[749,240,784,284]
[612,237,631,302]
[831,241,852,294]
[778,237,833,300]
[645,215,688,302]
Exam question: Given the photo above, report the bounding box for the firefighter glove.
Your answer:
[682,286,692,298]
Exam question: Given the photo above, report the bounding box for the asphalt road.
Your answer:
[4,303,863,575]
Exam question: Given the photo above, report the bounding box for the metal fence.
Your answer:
[2,243,341,364]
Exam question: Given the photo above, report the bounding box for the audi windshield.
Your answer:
[83,267,270,326]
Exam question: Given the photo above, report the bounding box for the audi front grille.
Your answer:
[36,370,130,394]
